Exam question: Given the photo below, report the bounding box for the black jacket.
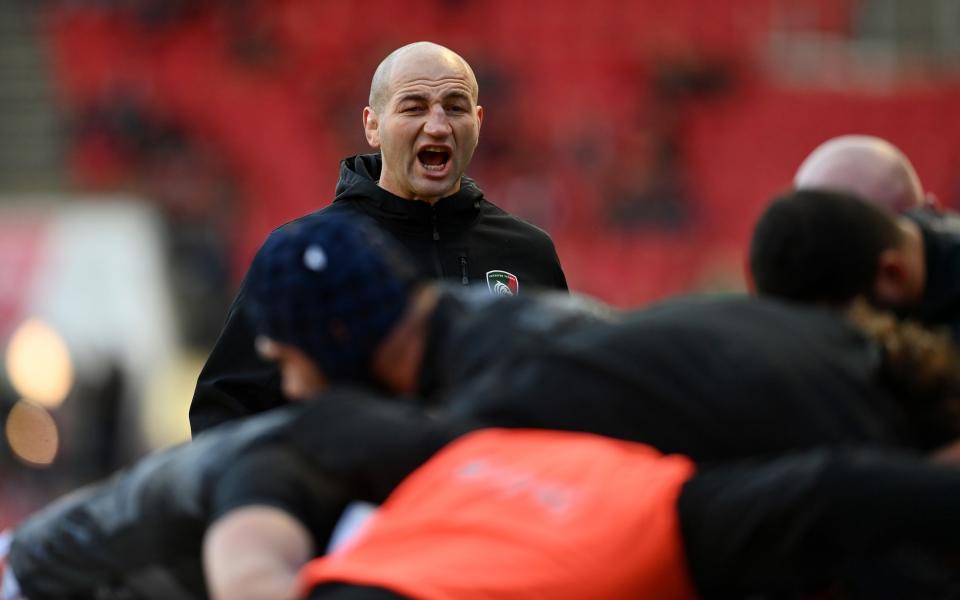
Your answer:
[414,285,617,403]
[449,294,925,462]
[190,154,567,433]
[905,206,960,341]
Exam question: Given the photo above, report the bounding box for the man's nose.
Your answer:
[423,105,452,136]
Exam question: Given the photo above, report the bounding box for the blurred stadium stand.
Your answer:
[34,0,960,301]
[1,0,960,516]
[0,0,63,190]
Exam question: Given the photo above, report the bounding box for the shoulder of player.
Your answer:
[256,204,369,249]
[279,202,360,229]
[906,207,960,241]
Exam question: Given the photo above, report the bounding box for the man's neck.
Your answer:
[376,174,460,205]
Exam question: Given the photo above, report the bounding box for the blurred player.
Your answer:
[237,214,612,409]
[190,41,568,433]
[750,188,925,310]
[242,213,958,463]
[5,389,469,600]
[794,135,960,338]
[750,187,960,598]
[9,387,960,600]
[206,415,960,600]
[794,134,932,213]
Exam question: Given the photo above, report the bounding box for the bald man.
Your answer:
[795,135,931,212]
[793,135,960,340]
[190,42,568,433]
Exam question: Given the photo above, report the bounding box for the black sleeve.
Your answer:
[210,392,478,548]
[211,446,352,551]
[904,208,960,339]
[282,389,477,502]
[6,405,306,600]
[547,243,568,292]
[189,281,286,434]
[678,449,960,597]
[537,231,568,292]
[8,451,210,600]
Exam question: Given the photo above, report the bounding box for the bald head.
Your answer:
[794,135,926,213]
[369,42,479,113]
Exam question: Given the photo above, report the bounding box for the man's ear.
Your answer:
[874,249,912,306]
[363,107,381,149]
[255,336,281,361]
[476,104,484,130]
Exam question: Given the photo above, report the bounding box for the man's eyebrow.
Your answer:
[394,90,473,104]
[395,93,429,104]
[443,91,473,103]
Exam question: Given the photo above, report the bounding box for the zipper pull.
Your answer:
[431,211,440,241]
[459,255,469,285]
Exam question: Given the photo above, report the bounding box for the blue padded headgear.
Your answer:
[245,214,420,381]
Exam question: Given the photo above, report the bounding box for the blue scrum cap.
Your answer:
[245,213,420,380]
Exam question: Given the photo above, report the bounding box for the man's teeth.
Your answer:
[419,149,449,169]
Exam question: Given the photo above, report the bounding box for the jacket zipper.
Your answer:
[459,254,469,285]
[430,208,443,277]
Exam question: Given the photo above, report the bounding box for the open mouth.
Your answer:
[417,148,450,172]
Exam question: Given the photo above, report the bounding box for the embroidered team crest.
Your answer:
[486,270,519,296]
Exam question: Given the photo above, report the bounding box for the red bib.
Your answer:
[300,429,699,600]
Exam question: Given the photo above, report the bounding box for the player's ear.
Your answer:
[363,107,381,149]
[873,249,912,306]
[255,336,281,361]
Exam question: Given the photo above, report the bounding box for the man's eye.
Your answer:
[447,105,467,113]
[400,105,423,113]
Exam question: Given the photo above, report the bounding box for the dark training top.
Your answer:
[414,286,618,403]
[450,294,924,461]
[905,206,960,342]
[189,153,567,433]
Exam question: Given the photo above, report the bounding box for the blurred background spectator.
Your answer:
[1,0,960,520]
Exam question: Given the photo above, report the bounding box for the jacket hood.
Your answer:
[333,153,484,209]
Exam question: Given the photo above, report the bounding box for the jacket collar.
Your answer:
[333,154,483,221]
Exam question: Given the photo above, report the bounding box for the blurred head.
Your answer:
[749,189,925,308]
[363,41,483,204]
[244,214,422,398]
[794,135,930,213]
